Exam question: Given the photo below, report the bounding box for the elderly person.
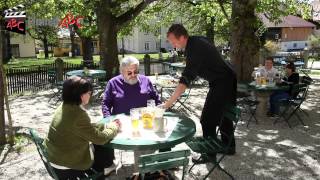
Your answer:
[102,56,161,117]
[256,57,279,79]
[43,76,121,180]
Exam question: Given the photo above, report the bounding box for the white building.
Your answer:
[10,34,36,58]
[118,27,172,53]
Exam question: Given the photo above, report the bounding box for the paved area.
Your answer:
[0,76,319,180]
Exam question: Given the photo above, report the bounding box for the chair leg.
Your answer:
[299,108,309,117]
[218,164,234,180]
[294,112,306,126]
[182,163,186,180]
[203,155,224,180]
[274,105,290,125]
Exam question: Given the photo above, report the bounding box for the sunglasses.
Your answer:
[127,70,139,76]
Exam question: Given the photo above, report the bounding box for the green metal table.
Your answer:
[247,82,289,118]
[66,69,106,79]
[101,112,196,151]
[248,82,290,92]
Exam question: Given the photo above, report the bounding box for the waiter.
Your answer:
[164,24,237,162]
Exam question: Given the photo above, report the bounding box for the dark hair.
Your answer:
[62,76,93,105]
[167,24,189,38]
[286,62,296,72]
[265,56,274,63]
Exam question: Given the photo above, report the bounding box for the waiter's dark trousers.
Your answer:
[200,77,237,149]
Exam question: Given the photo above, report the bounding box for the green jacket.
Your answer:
[43,103,118,170]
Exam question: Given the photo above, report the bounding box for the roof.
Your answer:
[259,14,316,28]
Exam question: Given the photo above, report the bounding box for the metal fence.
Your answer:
[4,60,171,95]
[5,62,99,95]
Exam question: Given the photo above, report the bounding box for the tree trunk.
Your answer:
[230,0,260,82]
[5,31,11,61]
[96,2,119,79]
[1,18,11,64]
[43,37,49,59]
[206,16,215,45]
[69,26,76,57]
[81,37,93,62]
[0,21,6,145]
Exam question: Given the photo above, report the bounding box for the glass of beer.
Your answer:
[141,107,154,129]
[130,108,140,132]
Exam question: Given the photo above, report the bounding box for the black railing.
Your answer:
[5,59,172,95]
[5,62,99,95]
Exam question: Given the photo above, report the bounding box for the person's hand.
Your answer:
[106,119,121,131]
[157,103,166,109]
[158,101,171,109]
[113,119,121,131]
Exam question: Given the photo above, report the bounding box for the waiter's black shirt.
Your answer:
[180,36,235,86]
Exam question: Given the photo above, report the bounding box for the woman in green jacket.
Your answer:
[44,76,120,180]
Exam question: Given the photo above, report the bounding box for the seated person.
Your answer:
[43,76,121,180]
[253,57,279,79]
[101,56,162,173]
[102,56,161,117]
[268,62,299,116]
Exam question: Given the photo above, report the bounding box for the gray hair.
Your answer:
[120,56,140,70]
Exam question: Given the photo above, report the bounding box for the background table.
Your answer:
[248,82,289,117]
[66,69,106,79]
[101,112,196,151]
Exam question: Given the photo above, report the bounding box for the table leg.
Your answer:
[255,92,271,118]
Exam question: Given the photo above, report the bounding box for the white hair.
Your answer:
[120,56,140,70]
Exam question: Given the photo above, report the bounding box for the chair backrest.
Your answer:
[139,150,190,179]
[48,70,57,83]
[223,105,241,126]
[29,129,59,180]
[301,76,313,85]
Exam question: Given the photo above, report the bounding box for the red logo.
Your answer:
[6,18,24,31]
[5,18,26,34]
[59,12,83,29]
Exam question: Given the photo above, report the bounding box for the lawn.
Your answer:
[5,53,169,68]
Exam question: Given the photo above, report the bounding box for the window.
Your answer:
[11,44,20,57]
[143,29,149,35]
[92,41,98,48]
[145,42,150,51]
[305,43,308,47]
[293,43,297,48]
[156,42,160,50]
[275,34,279,40]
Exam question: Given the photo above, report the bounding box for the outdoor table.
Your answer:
[169,62,186,70]
[66,69,106,79]
[101,111,196,151]
[248,81,289,118]
[100,111,195,177]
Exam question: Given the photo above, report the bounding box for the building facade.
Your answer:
[260,15,316,51]
[10,34,36,58]
[118,27,172,53]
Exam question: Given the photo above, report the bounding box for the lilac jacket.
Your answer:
[102,75,161,117]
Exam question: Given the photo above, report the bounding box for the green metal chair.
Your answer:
[138,149,191,180]
[274,82,310,128]
[47,70,63,104]
[237,83,259,127]
[186,105,241,180]
[29,128,103,180]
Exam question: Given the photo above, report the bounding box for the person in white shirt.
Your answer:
[257,57,278,79]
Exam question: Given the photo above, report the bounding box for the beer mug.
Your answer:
[141,107,154,129]
[130,108,140,132]
[153,107,166,132]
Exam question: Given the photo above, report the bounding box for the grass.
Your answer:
[5,53,169,68]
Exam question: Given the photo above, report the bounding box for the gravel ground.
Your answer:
[0,76,319,180]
